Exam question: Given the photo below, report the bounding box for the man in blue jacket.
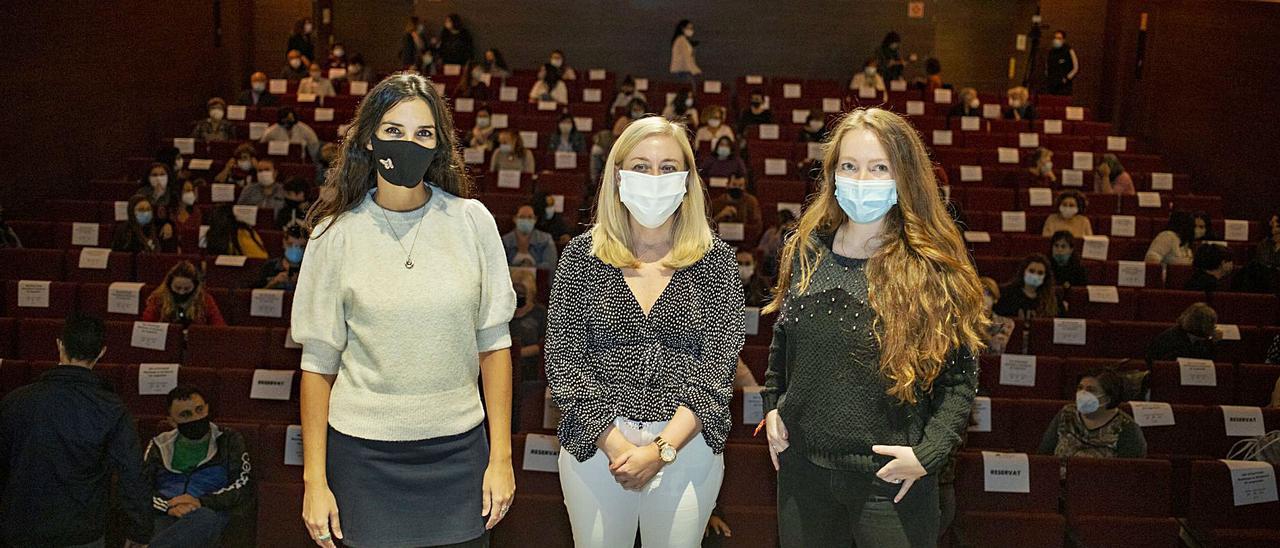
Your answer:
[142,385,254,547]
[0,314,153,547]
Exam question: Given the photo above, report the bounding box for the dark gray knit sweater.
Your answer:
[761,233,978,474]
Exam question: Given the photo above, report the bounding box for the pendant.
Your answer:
[405,258,415,269]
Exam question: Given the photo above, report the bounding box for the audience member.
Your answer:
[1094,153,1135,195]
[736,249,770,307]
[298,63,336,98]
[275,176,311,229]
[503,205,558,270]
[508,272,548,379]
[736,89,773,135]
[537,49,577,81]
[258,224,309,290]
[849,58,887,102]
[281,50,309,81]
[1146,302,1218,363]
[215,143,259,186]
[490,129,536,174]
[528,63,568,104]
[979,277,1016,354]
[547,113,586,153]
[611,76,647,111]
[260,107,321,161]
[1041,190,1093,238]
[695,105,735,147]
[205,205,268,258]
[1026,147,1056,184]
[698,136,749,181]
[1145,210,1195,265]
[287,17,316,63]
[876,31,906,82]
[236,72,278,107]
[112,194,178,253]
[192,97,235,142]
[236,158,286,215]
[1185,243,1233,292]
[142,261,227,326]
[0,314,153,547]
[994,254,1059,318]
[1048,230,1090,288]
[661,87,700,127]
[437,14,475,66]
[1044,30,1080,95]
[669,19,701,85]
[1039,368,1146,458]
[143,385,254,547]
[1003,86,1036,121]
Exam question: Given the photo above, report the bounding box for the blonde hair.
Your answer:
[590,116,713,269]
[765,108,987,404]
[1007,86,1030,102]
[979,276,1000,300]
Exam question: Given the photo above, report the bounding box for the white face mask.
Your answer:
[1053,38,1065,48]
[683,28,694,38]
[209,108,225,121]
[550,57,563,67]
[983,294,994,310]
[617,170,688,229]
[257,170,275,185]
[1059,205,1078,219]
[865,66,877,76]
[738,265,755,282]
[476,116,491,128]
[684,97,694,107]
[289,58,302,69]
[252,82,266,93]
[237,159,253,171]
[807,121,823,132]
[707,118,721,128]
[559,122,574,133]
[303,22,314,33]
[333,48,344,58]
[716,146,731,159]
[968,98,980,109]
[182,191,197,206]
[150,174,168,189]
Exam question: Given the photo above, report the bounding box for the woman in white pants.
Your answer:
[545,116,745,547]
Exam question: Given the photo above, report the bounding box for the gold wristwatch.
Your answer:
[653,436,677,464]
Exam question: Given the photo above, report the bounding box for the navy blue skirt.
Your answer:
[327,424,489,547]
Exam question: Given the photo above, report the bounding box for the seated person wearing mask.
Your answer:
[236,158,286,215]
[275,177,312,229]
[258,224,309,290]
[1039,368,1146,459]
[142,261,227,326]
[260,107,321,162]
[503,205,558,270]
[237,72,279,107]
[192,97,235,142]
[143,385,254,548]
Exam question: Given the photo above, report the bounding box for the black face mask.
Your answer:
[371,136,438,188]
[516,293,527,308]
[177,416,211,439]
[750,99,763,107]
[728,188,743,199]
[282,118,297,129]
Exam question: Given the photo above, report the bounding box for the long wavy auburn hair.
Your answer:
[765,108,987,404]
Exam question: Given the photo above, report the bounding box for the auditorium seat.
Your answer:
[217,368,300,423]
[4,280,77,319]
[76,282,157,322]
[135,253,202,284]
[0,248,66,281]
[1234,364,1280,407]
[265,327,303,370]
[0,359,28,397]
[120,364,221,418]
[225,289,294,327]
[255,482,311,548]
[4,221,55,248]
[52,221,110,248]
[103,320,184,364]
[953,453,1064,547]
[1147,361,1235,405]
[977,354,1063,400]
[1094,321,1173,359]
[204,257,270,289]
[63,249,134,284]
[0,318,13,359]
[1065,458,1179,548]
[1120,403,1231,459]
[186,325,270,369]
[17,318,70,361]
[1060,287,1138,321]
[1211,292,1278,326]
[1186,460,1280,547]
[255,424,301,484]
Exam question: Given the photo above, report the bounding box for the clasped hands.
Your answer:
[603,432,667,491]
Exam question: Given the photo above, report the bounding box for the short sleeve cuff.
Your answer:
[300,343,341,375]
[477,324,512,352]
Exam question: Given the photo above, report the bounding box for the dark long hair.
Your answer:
[672,19,693,44]
[306,73,472,236]
[1165,210,1196,247]
[1006,253,1058,316]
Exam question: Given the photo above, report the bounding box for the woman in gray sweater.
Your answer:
[292,73,516,548]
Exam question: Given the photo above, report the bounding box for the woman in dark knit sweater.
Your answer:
[762,108,987,547]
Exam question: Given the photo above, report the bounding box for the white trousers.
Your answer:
[558,417,725,548]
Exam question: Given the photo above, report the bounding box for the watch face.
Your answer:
[660,446,677,462]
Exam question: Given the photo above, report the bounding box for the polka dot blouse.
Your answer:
[545,232,746,462]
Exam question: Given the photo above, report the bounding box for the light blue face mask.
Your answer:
[833,176,898,223]
[284,244,305,264]
[135,211,153,226]
[515,218,536,234]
